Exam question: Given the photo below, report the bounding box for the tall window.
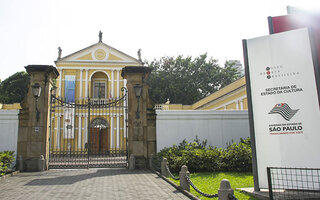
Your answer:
[91,72,108,99]
[65,75,75,102]
[93,81,106,98]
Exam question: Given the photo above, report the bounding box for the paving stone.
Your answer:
[0,169,190,200]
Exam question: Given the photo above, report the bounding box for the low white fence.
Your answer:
[156,110,249,151]
[0,110,19,154]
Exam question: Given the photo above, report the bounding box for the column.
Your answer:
[57,116,61,148]
[78,116,82,148]
[80,69,83,99]
[85,69,88,98]
[116,115,120,148]
[84,116,88,144]
[117,70,120,97]
[236,101,239,110]
[17,65,59,171]
[121,66,155,169]
[111,70,114,98]
[59,68,62,96]
[240,99,244,110]
[110,117,114,148]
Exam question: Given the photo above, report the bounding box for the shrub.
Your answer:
[221,138,252,172]
[0,151,15,176]
[157,137,252,173]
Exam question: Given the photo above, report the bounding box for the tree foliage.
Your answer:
[0,71,30,104]
[146,54,241,105]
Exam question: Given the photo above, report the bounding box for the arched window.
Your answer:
[90,118,109,129]
[91,72,108,99]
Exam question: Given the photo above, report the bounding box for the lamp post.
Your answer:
[134,84,142,119]
[31,83,41,122]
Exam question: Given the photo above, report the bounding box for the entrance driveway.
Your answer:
[0,169,190,200]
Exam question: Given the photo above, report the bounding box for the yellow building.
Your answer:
[156,76,248,111]
[50,34,143,168]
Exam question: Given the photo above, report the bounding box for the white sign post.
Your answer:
[243,28,320,190]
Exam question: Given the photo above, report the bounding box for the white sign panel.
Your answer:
[246,28,320,189]
[64,107,75,139]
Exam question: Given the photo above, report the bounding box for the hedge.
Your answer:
[157,137,252,173]
[0,151,15,176]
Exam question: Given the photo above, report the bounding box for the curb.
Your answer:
[0,171,20,181]
[150,169,200,200]
[236,188,270,200]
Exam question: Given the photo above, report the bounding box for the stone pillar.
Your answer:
[17,65,59,171]
[161,158,169,177]
[121,66,156,169]
[179,165,190,192]
[218,179,234,200]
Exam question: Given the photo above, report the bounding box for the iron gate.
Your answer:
[49,88,128,169]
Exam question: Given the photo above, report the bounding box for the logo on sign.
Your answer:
[266,67,271,79]
[259,65,300,79]
[268,103,299,121]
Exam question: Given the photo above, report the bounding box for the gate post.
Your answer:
[121,66,156,169]
[17,65,59,171]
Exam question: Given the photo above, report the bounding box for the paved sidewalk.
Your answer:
[0,169,191,200]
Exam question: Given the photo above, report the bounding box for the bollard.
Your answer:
[218,179,234,200]
[149,154,154,170]
[38,155,45,171]
[129,154,135,170]
[161,158,169,177]
[179,165,190,192]
[17,155,23,172]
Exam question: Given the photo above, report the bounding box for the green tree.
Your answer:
[146,54,241,105]
[0,72,30,104]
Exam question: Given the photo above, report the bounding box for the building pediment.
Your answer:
[56,42,142,65]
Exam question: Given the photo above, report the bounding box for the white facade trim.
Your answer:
[57,66,127,70]
[89,70,111,80]
[213,95,247,111]
[197,86,246,110]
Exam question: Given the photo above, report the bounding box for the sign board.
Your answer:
[268,14,320,69]
[244,28,320,189]
[64,107,75,139]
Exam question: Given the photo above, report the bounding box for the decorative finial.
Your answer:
[57,47,62,60]
[99,31,103,42]
[137,49,142,62]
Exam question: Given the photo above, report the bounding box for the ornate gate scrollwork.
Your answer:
[49,88,128,169]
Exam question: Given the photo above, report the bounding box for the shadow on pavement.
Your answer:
[25,168,151,186]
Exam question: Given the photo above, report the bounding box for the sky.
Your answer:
[0,0,319,81]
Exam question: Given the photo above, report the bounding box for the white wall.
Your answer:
[156,110,249,151]
[0,110,19,154]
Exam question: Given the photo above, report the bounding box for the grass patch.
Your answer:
[170,172,257,200]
